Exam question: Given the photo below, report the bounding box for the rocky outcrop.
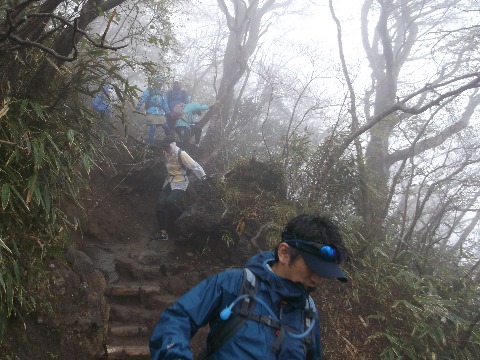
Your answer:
[1,248,109,359]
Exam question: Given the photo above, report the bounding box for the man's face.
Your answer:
[286,255,323,288]
[275,243,322,288]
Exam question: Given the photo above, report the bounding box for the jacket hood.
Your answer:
[245,251,311,304]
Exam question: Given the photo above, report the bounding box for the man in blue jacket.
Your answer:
[136,75,171,144]
[91,84,115,118]
[149,214,350,359]
[166,80,189,132]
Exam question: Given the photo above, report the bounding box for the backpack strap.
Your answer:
[145,88,153,108]
[177,149,186,172]
[303,296,316,360]
[198,268,258,360]
[200,269,316,360]
[177,149,192,178]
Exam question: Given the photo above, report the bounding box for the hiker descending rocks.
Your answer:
[135,75,171,144]
[151,135,208,241]
[166,80,189,134]
[91,84,116,135]
[91,84,115,117]
[174,102,209,145]
[149,214,351,359]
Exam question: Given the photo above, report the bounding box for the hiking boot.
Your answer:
[151,230,168,241]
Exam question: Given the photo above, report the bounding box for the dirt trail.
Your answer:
[72,140,220,359]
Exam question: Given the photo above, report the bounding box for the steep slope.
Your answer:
[71,140,222,358]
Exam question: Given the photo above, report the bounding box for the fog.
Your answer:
[1,0,479,357]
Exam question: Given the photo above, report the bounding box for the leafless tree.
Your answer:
[197,0,294,166]
[329,0,480,257]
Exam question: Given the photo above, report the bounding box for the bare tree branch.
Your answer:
[336,72,480,159]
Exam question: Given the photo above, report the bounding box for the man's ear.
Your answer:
[277,243,290,265]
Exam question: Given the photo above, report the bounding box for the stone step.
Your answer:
[114,256,189,281]
[107,344,150,359]
[109,324,149,337]
[109,303,161,324]
[105,284,162,297]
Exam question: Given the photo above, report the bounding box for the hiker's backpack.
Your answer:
[171,102,185,121]
[145,87,164,109]
[177,149,192,175]
[167,88,189,110]
[199,268,316,360]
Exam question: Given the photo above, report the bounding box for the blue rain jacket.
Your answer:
[149,251,322,360]
[136,87,170,115]
[167,88,189,112]
[91,85,113,116]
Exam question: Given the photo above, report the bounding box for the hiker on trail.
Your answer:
[135,75,171,144]
[91,84,116,136]
[91,84,115,119]
[149,213,350,360]
[174,102,209,145]
[166,80,189,132]
[151,135,208,241]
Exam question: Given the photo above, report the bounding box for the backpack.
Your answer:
[145,87,164,109]
[177,149,192,175]
[171,102,185,121]
[198,268,316,360]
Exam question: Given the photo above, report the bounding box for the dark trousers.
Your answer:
[175,126,190,144]
[190,124,202,144]
[175,124,202,145]
[166,116,176,135]
[156,184,185,231]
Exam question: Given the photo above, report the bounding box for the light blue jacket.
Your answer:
[149,251,322,360]
[136,87,170,115]
[175,102,209,128]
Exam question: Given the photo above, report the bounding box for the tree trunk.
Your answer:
[202,0,292,165]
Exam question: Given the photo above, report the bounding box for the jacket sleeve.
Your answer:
[182,90,189,104]
[163,92,171,115]
[149,270,242,360]
[91,95,102,110]
[180,151,206,179]
[135,89,149,111]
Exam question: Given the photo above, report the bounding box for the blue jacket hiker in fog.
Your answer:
[166,80,189,131]
[135,76,171,144]
[166,81,189,112]
[149,214,350,360]
[91,84,114,118]
[174,102,209,145]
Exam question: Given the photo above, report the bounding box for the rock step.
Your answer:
[109,324,149,337]
[105,284,162,297]
[107,344,150,359]
[109,303,161,323]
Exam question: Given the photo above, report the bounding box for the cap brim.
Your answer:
[300,251,348,282]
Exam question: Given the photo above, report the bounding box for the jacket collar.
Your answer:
[245,251,311,304]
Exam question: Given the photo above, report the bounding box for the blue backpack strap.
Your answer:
[199,268,258,360]
[273,296,316,357]
[200,268,315,360]
[303,296,316,360]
